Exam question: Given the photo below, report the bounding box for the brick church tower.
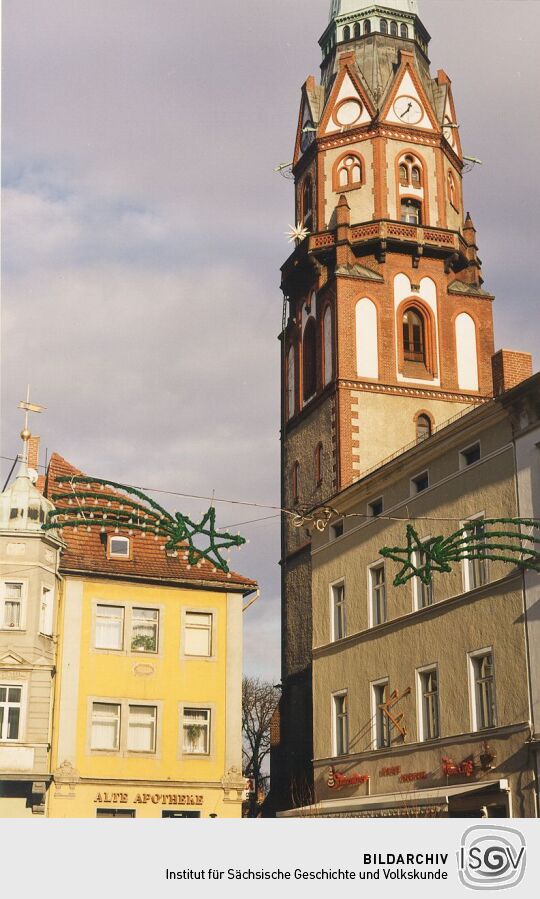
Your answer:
[275,0,496,808]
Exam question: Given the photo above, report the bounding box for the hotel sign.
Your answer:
[94,792,203,806]
[327,766,369,790]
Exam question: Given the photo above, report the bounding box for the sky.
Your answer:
[1,0,539,681]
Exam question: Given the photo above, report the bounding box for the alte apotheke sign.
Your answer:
[94,792,203,806]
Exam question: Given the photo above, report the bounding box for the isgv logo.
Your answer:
[458,826,526,890]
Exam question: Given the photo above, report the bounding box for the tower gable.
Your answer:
[381,53,439,132]
[319,58,375,136]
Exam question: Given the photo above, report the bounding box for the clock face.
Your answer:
[300,120,315,153]
[393,96,423,125]
[443,116,456,147]
[333,98,363,127]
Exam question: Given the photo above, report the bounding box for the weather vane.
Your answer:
[17,384,46,462]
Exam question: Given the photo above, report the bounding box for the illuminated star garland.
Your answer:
[42,475,246,574]
[380,519,540,587]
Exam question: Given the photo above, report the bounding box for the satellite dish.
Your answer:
[28,468,39,484]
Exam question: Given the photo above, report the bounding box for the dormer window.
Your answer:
[108,536,131,559]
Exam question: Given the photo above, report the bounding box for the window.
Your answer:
[400,198,422,224]
[0,685,22,741]
[470,651,496,730]
[2,582,23,629]
[95,605,124,650]
[411,166,421,186]
[183,708,210,755]
[184,612,213,657]
[368,498,383,518]
[399,163,408,185]
[91,702,120,750]
[292,462,300,505]
[333,693,348,756]
[302,318,317,400]
[460,443,481,468]
[336,154,362,189]
[343,24,350,40]
[330,519,344,540]
[286,345,295,419]
[315,443,323,487]
[411,471,429,494]
[419,668,440,740]
[390,20,398,36]
[131,608,159,653]
[331,583,346,641]
[40,586,54,636]
[364,20,371,34]
[370,563,386,625]
[380,18,388,34]
[463,517,489,591]
[353,22,361,38]
[323,305,333,385]
[448,170,458,209]
[399,154,422,189]
[414,547,434,608]
[108,536,130,559]
[403,308,426,363]
[302,176,313,227]
[416,414,432,442]
[96,809,136,818]
[128,705,156,752]
[373,681,391,748]
[400,23,409,38]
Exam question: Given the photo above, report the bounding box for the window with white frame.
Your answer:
[131,608,159,653]
[95,605,124,650]
[462,516,489,591]
[127,705,156,752]
[1,582,23,629]
[460,442,481,469]
[331,582,346,641]
[182,708,211,755]
[40,586,54,636]
[413,544,434,609]
[333,692,349,756]
[0,685,23,741]
[372,681,390,749]
[108,535,130,559]
[370,563,386,625]
[470,650,496,730]
[91,702,120,750]
[184,612,213,657]
[418,668,439,740]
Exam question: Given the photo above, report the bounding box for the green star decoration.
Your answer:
[381,519,540,587]
[42,474,246,574]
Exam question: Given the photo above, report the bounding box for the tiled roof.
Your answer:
[43,453,257,593]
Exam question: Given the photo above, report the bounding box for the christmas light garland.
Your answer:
[380,518,540,586]
[42,475,246,574]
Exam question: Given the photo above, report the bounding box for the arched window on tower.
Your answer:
[315,443,323,487]
[400,198,422,225]
[354,22,361,38]
[323,305,333,385]
[403,308,426,364]
[411,165,421,187]
[335,153,363,190]
[302,176,313,228]
[303,318,317,401]
[380,18,388,34]
[287,345,295,420]
[448,170,458,209]
[343,25,351,40]
[400,23,409,38]
[390,21,398,36]
[399,163,408,186]
[364,20,371,34]
[399,155,423,188]
[416,414,432,443]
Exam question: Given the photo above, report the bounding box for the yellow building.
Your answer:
[44,453,256,819]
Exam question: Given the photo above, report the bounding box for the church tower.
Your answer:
[276,0,495,808]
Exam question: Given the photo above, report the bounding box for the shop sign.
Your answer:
[327,766,369,790]
[94,792,204,806]
[380,766,401,777]
[442,756,474,777]
[398,771,428,783]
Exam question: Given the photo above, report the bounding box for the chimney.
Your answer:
[27,435,41,471]
[492,350,533,396]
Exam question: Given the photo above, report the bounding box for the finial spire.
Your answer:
[17,385,46,472]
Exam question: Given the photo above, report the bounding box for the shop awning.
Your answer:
[278,779,509,817]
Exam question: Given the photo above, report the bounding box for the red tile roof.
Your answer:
[43,453,257,593]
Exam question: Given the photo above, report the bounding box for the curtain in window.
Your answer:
[185,613,212,656]
[131,608,158,652]
[95,606,123,649]
[128,706,156,752]
[3,583,22,628]
[91,703,120,750]
[183,709,210,753]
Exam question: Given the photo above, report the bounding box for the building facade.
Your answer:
[274,0,536,811]
[0,433,63,816]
